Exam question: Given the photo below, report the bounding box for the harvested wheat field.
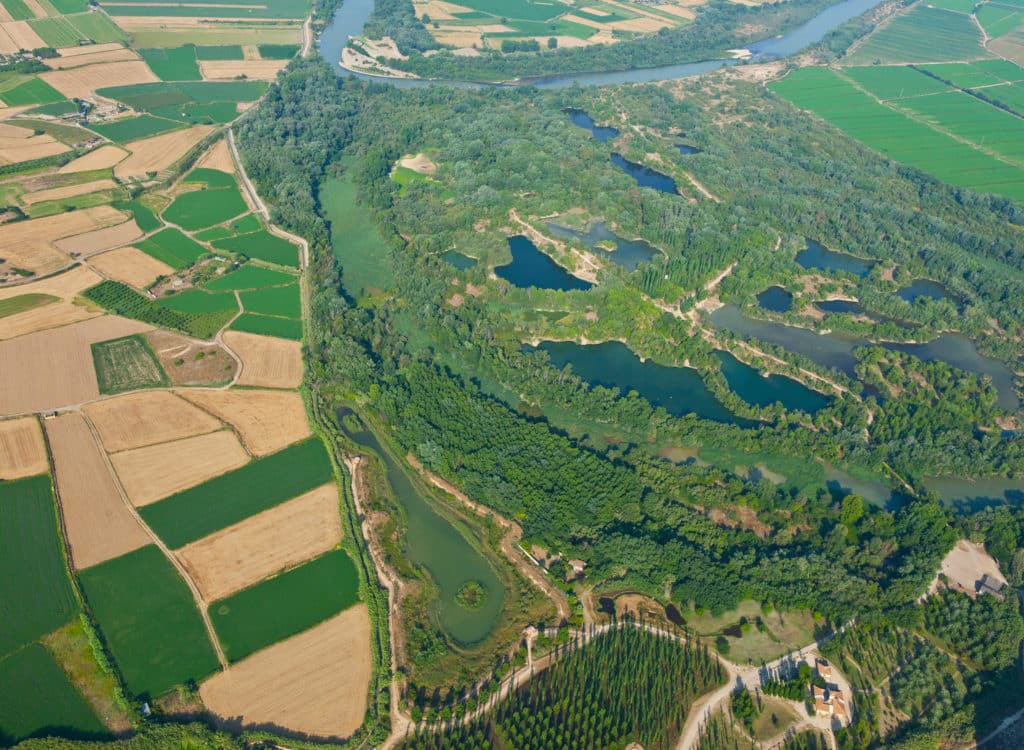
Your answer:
[178,483,341,601]
[55,218,142,257]
[0,204,126,275]
[179,389,310,456]
[115,125,215,180]
[46,412,150,570]
[23,179,118,206]
[0,122,30,137]
[0,134,68,166]
[0,416,47,480]
[84,391,223,453]
[145,329,238,385]
[201,604,372,740]
[0,315,151,416]
[0,264,101,303]
[199,60,287,80]
[195,138,234,174]
[89,246,173,290]
[111,430,249,507]
[0,299,100,340]
[224,331,302,389]
[59,145,129,174]
[48,45,139,69]
[42,61,159,98]
[0,21,45,52]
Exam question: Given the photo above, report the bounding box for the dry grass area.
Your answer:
[0,416,47,480]
[0,299,100,340]
[145,329,238,386]
[0,204,126,275]
[0,133,69,166]
[199,60,287,80]
[179,389,310,456]
[58,145,129,174]
[42,61,159,98]
[397,152,436,175]
[194,138,234,174]
[55,42,126,58]
[46,412,150,570]
[22,179,118,206]
[111,429,249,507]
[48,45,140,69]
[0,21,45,53]
[200,604,372,740]
[0,263,101,302]
[224,331,303,389]
[116,18,302,46]
[89,246,174,289]
[178,483,341,601]
[0,122,30,137]
[55,218,142,258]
[937,539,1007,596]
[84,391,222,453]
[115,125,215,180]
[0,315,151,416]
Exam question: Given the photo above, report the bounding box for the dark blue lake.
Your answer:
[611,153,678,194]
[442,250,477,270]
[897,279,956,305]
[545,221,661,272]
[676,143,701,155]
[564,108,620,143]
[817,299,865,315]
[758,286,793,313]
[796,239,874,277]
[716,351,831,414]
[496,236,593,292]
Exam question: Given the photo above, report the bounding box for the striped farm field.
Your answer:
[892,90,1024,162]
[844,6,990,65]
[212,229,300,267]
[842,66,948,100]
[136,228,208,269]
[196,45,245,60]
[0,77,64,106]
[158,289,239,314]
[984,83,1024,114]
[230,312,302,340]
[105,0,310,19]
[205,263,296,291]
[239,283,301,318]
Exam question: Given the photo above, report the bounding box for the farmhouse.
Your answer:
[812,684,848,719]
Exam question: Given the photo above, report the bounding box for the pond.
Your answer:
[676,144,701,155]
[528,340,749,425]
[715,351,831,414]
[610,153,678,195]
[564,108,620,143]
[923,476,1024,511]
[823,463,907,510]
[816,298,865,315]
[545,221,661,272]
[757,285,793,313]
[897,279,957,305]
[442,250,477,270]
[796,239,874,278]
[337,410,505,646]
[496,236,594,292]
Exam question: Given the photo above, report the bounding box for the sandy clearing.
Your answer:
[47,46,140,69]
[115,125,215,180]
[84,391,223,453]
[45,412,150,570]
[199,59,287,80]
[55,219,143,257]
[41,61,160,98]
[178,483,341,601]
[89,246,173,289]
[0,264,101,302]
[111,430,249,507]
[58,145,129,173]
[0,134,68,166]
[397,152,436,175]
[179,389,310,457]
[22,179,118,206]
[0,204,126,275]
[224,331,302,389]
[0,299,100,340]
[0,416,47,480]
[194,138,234,174]
[0,122,30,137]
[0,315,151,416]
[938,539,1008,595]
[1,21,45,51]
[200,604,371,740]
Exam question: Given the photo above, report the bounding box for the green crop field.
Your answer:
[183,167,237,188]
[258,44,300,59]
[210,549,359,662]
[228,213,261,234]
[140,438,334,548]
[230,312,302,340]
[985,82,1024,113]
[158,289,238,314]
[204,263,295,290]
[842,66,949,100]
[920,62,1007,89]
[84,281,234,340]
[196,45,244,60]
[212,230,299,267]
[0,293,57,319]
[162,186,248,230]
[105,0,309,19]
[0,78,64,107]
[927,0,978,10]
[149,101,241,126]
[970,58,1024,82]
[67,12,127,43]
[194,225,234,242]
[977,4,1024,37]
[0,645,107,745]
[0,0,33,21]
[140,46,202,81]
[28,17,83,47]
[78,545,219,698]
[112,199,161,233]
[50,0,88,12]
[91,334,169,394]
[0,475,78,658]
[137,227,208,269]
[27,100,81,117]
[96,80,267,114]
[89,115,184,143]
[444,0,563,22]
[844,7,990,64]
[239,283,300,318]
[893,90,1024,162]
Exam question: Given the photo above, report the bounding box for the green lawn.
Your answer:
[844,6,990,65]
[140,46,202,81]
[229,312,302,340]
[0,475,78,659]
[210,549,359,662]
[89,115,183,144]
[0,78,64,107]
[162,186,248,230]
[239,283,301,318]
[204,263,295,291]
[158,289,238,314]
[212,229,300,267]
[78,545,219,698]
[139,438,334,548]
[136,228,208,269]
[91,334,169,394]
[0,293,58,319]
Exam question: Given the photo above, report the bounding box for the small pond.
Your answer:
[611,153,678,195]
[897,279,956,305]
[824,463,907,510]
[757,286,793,313]
[545,221,661,272]
[564,108,620,143]
[496,236,593,292]
[442,250,477,270]
[716,351,831,414]
[796,239,874,278]
[816,298,865,315]
[676,143,701,155]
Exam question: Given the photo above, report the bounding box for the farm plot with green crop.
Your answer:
[95,81,267,117]
[210,549,359,662]
[842,66,949,100]
[0,78,64,107]
[0,474,78,658]
[78,545,219,698]
[89,115,183,143]
[84,281,234,340]
[229,312,302,339]
[977,4,1024,38]
[162,184,247,230]
[112,199,161,233]
[0,293,57,319]
[258,44,299,59]
[239,283,300,318]
[91,334,169,394]
[983,82,1024,113]
[139,46,202,81]
[140,438,334,548]
[105,0,310,20]
[28,17,83,47]
[196,45,244,60]
[183,167,237,188]
[204,263,295,291]
[212,229,299,267]
[843,6,990,64]
[136,227,207,269]
[158,289,238,314]
[892,90,1024,162]
[66,12,127,43]
[0,0,34,21]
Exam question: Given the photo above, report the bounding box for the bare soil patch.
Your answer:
[194,138,234,174]
[937,539,1007,596]
[0,416,47,480]
[145,329,238,386]
[178,483,341,601]
[0,315,151,416]
[0,204,126,276]
[23,179,118,206]
[84,391,222,453]
[200,604,372,740]
[0,122,30,137]
[115,125,216,180]
[42,61,159,98]
[111,429,249,507]
[179,388,310,456]
[58,145,129,174]
[89,246,173,290]
[397,152,436,175]
[45,412,150,570]
[56,219,143,257]
[224,331,302,389]
[199,60,287,80]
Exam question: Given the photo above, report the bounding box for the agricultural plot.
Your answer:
[136,227,208,269]
[239,283,301,318]
[105,0,310,20]
[112,199,161,232]
[89,246,173,290]
[183,166,237,187]
[162,183,247,230]
[139,437,334,548]
[196,45,244,60]
[258,43,299,59]
[977,4,1024,38]
[227,213,261,234]
[919,61,1009,89]
[84,281,234,340]
[91,334,169,394]
[843,6,990,64]
[90,114,183,143]
[84,391,221,453]
[158,289,238,314]
[984,82,1024,113]
[97,79,267,114]
[210,549,360,663]
[0,266,102,340]
[213,229,300,267]
[0,293,57,320]
[179,388,311,456]
[0,474,78,658]
[78,545,220,698]
[139,46,201,81]
[0,204,125,276]
[58,145,129,174]
[0,417,48,480]
[230,312,302,340]
[225,330,302,387]
[29,13,126,47]
[0,0,35,22]
[0,76,64,106]
[205,263,295,290]
[892,90,1024,163]
[842,66,949,100]
[114,125,216,179]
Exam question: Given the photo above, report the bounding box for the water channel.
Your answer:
[610,153,678,194]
